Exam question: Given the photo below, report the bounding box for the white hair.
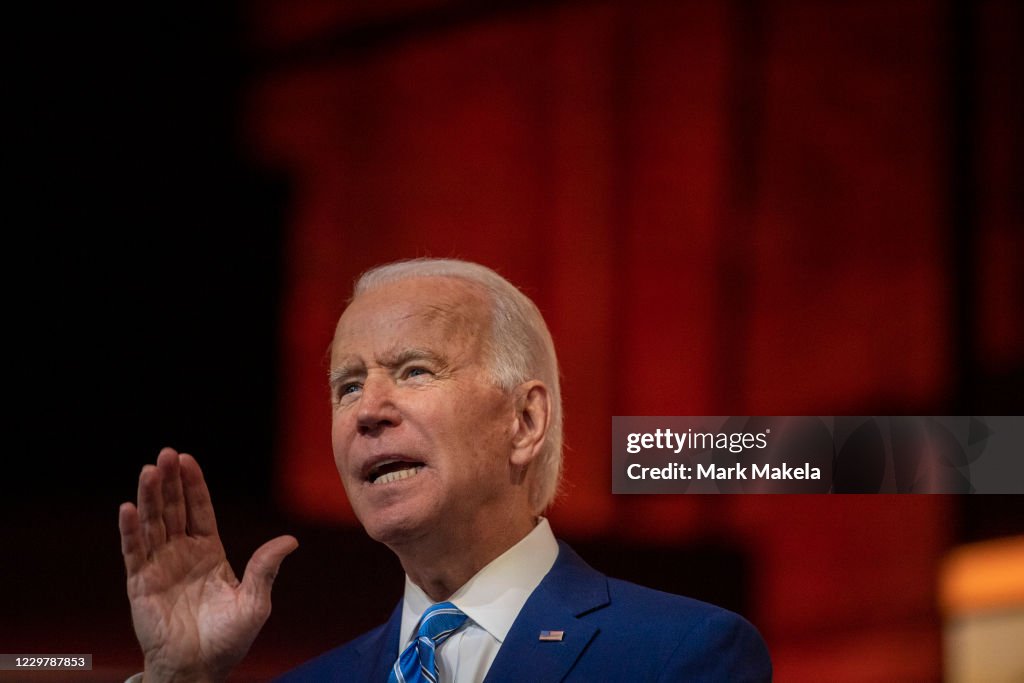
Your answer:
[353,258,563,513]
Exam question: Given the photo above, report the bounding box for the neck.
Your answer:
[393,512,538,602]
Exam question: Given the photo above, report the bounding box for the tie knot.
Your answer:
[416,602,468,645]
[388,602,469,683]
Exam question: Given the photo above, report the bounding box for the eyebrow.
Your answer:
[379,346,449,368]
[328,363,361,388]
[328,347,449,386]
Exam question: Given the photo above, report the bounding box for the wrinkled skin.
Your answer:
[119,448,297,682]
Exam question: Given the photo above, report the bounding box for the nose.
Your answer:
[356,372,402,436]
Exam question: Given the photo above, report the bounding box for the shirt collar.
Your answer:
[400,517,559,648]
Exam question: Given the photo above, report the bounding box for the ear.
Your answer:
[509,381,550,469]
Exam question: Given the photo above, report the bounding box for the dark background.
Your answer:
[6,1,1022,681]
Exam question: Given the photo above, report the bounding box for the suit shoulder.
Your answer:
[601,578,772,681]
[604,575,708,606]
[604,575,766,644]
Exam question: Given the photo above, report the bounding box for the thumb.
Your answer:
[240,534,299,609]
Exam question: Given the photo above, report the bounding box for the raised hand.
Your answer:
[119,448,298,682]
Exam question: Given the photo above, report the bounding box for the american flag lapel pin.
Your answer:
[539,630,565,642]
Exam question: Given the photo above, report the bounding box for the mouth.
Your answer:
[364,458,425,485]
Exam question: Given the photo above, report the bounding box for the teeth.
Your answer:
[374,465,423,485]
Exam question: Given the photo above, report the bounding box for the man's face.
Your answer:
[329,277,521,548]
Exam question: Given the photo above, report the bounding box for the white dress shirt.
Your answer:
[396,517,559,683]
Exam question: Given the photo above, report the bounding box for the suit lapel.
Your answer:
[483,542,609,683]
[351,601,402,682]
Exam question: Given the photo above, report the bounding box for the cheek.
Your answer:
[330,411,351,461]
[449,401,512,459]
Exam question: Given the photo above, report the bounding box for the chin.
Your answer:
[356,503,432,548]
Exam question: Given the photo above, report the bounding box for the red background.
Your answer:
[253,3,1019,680]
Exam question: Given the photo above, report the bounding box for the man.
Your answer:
[119,258,771,682]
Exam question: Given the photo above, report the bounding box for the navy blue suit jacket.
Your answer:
[276,541,771,682]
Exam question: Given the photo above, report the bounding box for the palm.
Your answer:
[120,449,297,682]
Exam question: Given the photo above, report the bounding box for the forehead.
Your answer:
[331,277,491,362]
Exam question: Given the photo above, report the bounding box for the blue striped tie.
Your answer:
[388,602,468,683]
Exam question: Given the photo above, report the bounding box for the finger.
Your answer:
[118,502,146,574]
[157,447,186,538]
[137,464,167,553]
[180,452,219,537]
[240,535,299,613]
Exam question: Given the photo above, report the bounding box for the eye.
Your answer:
[336,381,362,398]
[404,367,432,379]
